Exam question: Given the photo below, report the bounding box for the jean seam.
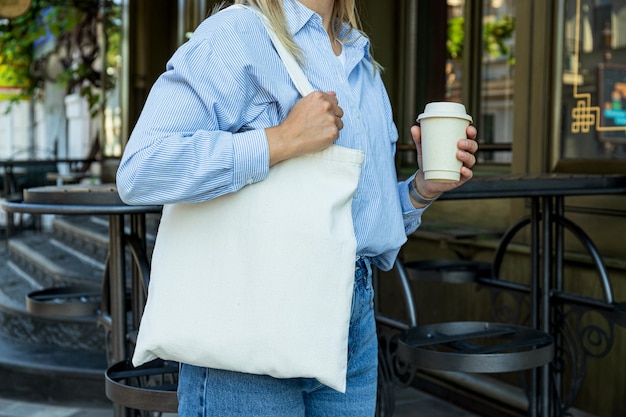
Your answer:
[202,367,209,417]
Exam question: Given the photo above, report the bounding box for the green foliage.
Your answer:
[483,15,515,64]
[447,16,465,61]
[0,0,120,115]
[447,15,516,65]
[0,5,38,78]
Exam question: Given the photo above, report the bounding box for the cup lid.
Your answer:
[417,102,473,123]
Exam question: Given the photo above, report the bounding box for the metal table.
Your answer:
[439,174,626,417]
[0,158,97,197]
[2,184,161,417]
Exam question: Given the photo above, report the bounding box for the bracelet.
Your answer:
[408,179,439,205]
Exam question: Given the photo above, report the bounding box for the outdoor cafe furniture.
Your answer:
[376,174,626,417]
[0,158,98,237]
[1,184,165,417]
[5,174,626,416]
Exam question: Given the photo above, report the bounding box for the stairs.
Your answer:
[0,213,158,407]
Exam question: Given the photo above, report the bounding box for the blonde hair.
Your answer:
[232,0,380,70]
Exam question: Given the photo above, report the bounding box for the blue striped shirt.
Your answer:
[116,0,425,270]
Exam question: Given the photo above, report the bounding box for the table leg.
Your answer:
[529,198,541,417]
[553,197,565,417]
[541,196,552,417]
[130,214,147,329]
[108,214,129,417]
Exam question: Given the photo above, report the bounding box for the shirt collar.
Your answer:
[283,0,316,36]
[283,0,371,61]
[338,22,371,62]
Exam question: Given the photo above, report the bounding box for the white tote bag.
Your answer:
[132,5,365,393]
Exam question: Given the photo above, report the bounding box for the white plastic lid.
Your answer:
[417,102,473,123]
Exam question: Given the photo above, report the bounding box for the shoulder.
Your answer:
[167,5,272,76]
[190,5,267,48]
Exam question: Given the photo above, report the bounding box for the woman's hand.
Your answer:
[266,91,343,166]
[410,124,478,203]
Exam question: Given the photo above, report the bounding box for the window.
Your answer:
[446,0,515,166]
[559,0,626,162]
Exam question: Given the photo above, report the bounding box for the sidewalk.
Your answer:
[0,386,478,417]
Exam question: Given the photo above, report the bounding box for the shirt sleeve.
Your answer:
[116,36,270,206]
[399,172,428,235]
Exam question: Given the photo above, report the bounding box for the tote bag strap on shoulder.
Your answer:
[230,4,315,97]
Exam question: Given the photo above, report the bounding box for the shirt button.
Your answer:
[246,178,253,185]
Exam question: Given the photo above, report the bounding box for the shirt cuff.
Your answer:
[232,129,270,189]
[400,173,432,217]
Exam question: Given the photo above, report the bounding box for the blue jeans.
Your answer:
[177,257,378,416]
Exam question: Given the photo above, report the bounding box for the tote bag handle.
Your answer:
[232,4,315,97]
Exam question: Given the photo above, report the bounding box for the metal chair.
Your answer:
[374,258,554,417]
[105,358,179,414]
[100,228,179,416]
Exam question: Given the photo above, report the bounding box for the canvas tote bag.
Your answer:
[131,5,365,393]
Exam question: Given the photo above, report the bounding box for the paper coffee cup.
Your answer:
[416,102,473,182]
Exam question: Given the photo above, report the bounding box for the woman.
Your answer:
[116,0,478,415]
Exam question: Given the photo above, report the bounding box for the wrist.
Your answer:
[408,176,440,206]
[265,126,291,166]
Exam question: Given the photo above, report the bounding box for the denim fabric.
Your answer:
[177,257,378,416]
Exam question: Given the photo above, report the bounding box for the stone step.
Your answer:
[0,262,104,351]
[0,231,108,407]
[0,333,110,407]
[8,232,104,289]
[51,215,110,264]
[51,213,159,263]
[0,212,161,408]
[0,213,159,350]
[0,228,104,349]
[0,290,105,352]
